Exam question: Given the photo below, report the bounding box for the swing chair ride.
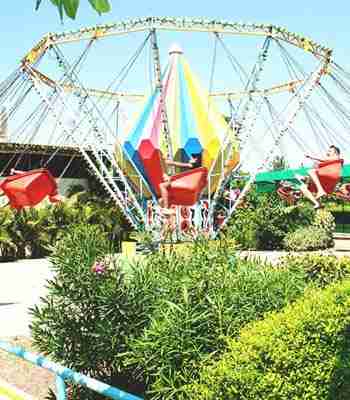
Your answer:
[2,16,350,238]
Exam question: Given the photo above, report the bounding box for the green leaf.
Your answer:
[50,0,61,6]
[50,0,64,20]
[63,0,79,19]
[35,0,43,10]
[88,0,111,14]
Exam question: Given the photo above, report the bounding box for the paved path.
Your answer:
[238,248,350,265]
[0,259,53,338]
[0,378,35,399]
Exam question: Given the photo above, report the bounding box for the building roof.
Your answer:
[0,142,91,178]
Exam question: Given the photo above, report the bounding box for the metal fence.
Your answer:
[0,341,142,400]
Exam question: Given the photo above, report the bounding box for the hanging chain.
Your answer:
[150,28,174,164]
[208,35,272,227]
[214,61,328,236]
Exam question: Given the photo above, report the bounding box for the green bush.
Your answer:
[228,190,315,250]
[283,226,332,251]
[12,208,52,258]
[30,224,145,399]
[283,209,335,251]
[313,208,336,235]
[0,207,17,261]
[280,253,350,288]
[122,242,308,399]
[31,234,311,399]
[185,279,350,400]
[0,192,130,261]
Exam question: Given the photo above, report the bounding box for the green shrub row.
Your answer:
[30,225,350,399]
[280,253,350,288]
[185,279,350,399]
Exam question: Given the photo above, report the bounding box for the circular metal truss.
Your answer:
[23,16,331,65]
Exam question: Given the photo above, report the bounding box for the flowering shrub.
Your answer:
[91,260,107,275]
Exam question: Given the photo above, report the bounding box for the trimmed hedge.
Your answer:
[185,279,350,399]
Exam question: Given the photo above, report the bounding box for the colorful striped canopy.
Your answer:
[117,44,239,199]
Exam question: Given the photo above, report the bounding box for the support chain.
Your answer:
[236,35,272,148]
[208,35,271,227]
[49,48,146,226]
[25,66,145,229]
[150,28,174,163]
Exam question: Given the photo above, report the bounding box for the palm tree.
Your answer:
[0,207,17,261]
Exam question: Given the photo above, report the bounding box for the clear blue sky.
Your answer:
[2,1,350,168]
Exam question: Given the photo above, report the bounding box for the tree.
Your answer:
[270,155,289,171]
[35,0,111,20]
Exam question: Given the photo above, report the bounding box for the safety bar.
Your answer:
[0,341,142,400]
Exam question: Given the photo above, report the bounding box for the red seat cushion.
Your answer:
[335,183,350,201]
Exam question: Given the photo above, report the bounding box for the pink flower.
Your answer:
[91,261,106,275]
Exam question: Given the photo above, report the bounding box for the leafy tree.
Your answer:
[269,155,289,171]
[35,0,111,20]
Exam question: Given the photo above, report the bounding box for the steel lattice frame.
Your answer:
[14,17,333,235]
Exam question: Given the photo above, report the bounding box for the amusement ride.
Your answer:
[1,17,350,240]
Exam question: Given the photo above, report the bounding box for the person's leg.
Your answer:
[308,169,326,198]
[159,181,171,209]
[299,183,321,208]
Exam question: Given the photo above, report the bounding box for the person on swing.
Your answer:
[296,145,341,209]
[159,153,202,214]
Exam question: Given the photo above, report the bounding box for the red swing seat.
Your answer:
[307,159,344,194]
[0,169,60,210]
[335,183,350,201]
[138,143,208,206]
[167,167,208,206]
[277,185,299,205]
[277,159,344,204]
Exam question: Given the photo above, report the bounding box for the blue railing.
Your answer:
[0,341,142,400]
